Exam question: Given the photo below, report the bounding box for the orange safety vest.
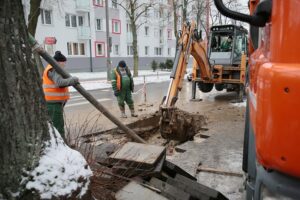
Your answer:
[114,69,121,91]
[42,65,70,102]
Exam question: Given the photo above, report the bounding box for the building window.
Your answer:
[96,19,103,31]
[71,15,77,27]
[67,42,85,56]
[145,26,149,36]
[154,47,162,56]
[65,14,70,27]
[112,19,121,34]
[94,0,103,6]
[95,42,105,57]
[80,43,85,55]
[65,14,77,27]
[114,45,119,55]
[73,43,79,55]
[67,42,72,55]
[167,29,172,40]
[145,46,149,56]
[112,0,117,8]
[78,16,84,26]
[126,23,132,33]
[127,45,133,55]
[168,48,171,56]
[41,9,52,25]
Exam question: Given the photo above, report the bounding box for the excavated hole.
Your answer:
[81,109,208,149]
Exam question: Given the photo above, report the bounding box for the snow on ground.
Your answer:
[24,124,92,199]
[69,72,172,92]
[70,70,171,80]
[231,101,247,107]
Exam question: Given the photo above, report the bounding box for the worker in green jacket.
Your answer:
[220,36,233,52]
[111,61,138,118]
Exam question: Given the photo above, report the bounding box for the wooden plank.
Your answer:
[174,174,228,200]
[197,166,243,177]
[116,181,168,200]
[150,177,190,200]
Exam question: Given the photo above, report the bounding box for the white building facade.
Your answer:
[23,0,177,72]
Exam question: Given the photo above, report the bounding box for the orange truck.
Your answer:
[215,0,300,199]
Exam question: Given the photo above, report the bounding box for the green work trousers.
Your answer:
[46,102,65,139]
[117,89,134,110]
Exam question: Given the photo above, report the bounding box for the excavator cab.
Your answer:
[193,25,248,98]
[208,25,248,66]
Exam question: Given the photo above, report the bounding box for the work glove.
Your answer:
[69,76,79,86]
[114,90,120,97]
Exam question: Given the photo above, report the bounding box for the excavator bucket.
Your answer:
[159,107,205,142]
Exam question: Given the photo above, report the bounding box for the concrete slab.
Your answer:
[109,142,166,166]
[115,181,168,200]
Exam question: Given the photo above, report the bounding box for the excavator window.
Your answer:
[233,32,247,60]
[211,33,234,52]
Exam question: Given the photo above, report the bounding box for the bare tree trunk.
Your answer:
[28,0,44,76]
[172,0,179,47]
[131,20,139,77]
[182,0,188,24]
[129,0,139,77]
[28,0,41,36]
[0,0,49,198]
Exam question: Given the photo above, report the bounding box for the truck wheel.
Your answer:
[215,84,224,91]
[198,82,214,93]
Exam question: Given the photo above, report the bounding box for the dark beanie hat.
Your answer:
[54,51,67,62]
[118,60,126,68]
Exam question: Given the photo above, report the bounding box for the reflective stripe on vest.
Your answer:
[42,64,70,101]
[114,69,121,91]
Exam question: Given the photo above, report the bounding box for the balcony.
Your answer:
[76,0,90,12]
[127,33,133,43]
[77,26,91,39]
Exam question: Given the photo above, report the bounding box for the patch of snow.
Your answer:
[70,70,171,80]
[24,123,92,199]
[231,101,247,107]
[69,74,171,92]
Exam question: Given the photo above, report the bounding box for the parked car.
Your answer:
[187,73,193,82]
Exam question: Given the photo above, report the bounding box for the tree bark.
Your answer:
[131,19,139,77]
[172,0,179,48]
[27,0,41,37]
[0,0,49,198]
[28,0,44,76]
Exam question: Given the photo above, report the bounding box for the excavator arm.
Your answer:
[160,21,213,141]
[163,21,212,107]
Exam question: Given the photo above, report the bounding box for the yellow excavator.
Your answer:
[160,21,247,141]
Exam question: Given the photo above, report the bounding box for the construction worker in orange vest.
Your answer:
[42,51,79,140]
[111,60,138,118]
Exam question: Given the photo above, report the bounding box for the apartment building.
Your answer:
[23,0,176,72]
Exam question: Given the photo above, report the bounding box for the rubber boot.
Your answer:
[130,109,138,117]
[119,105,127,118]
